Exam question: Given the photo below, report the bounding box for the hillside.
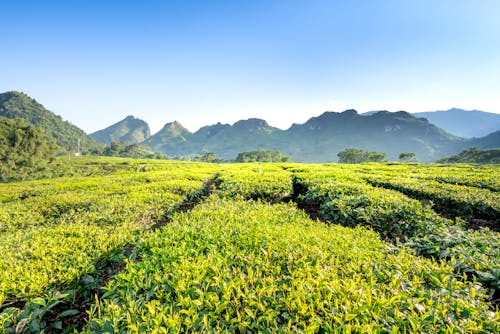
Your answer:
[91,115,151,145]
[142,110,469,162]
[438,148,500,164]
[470,130,500,149]
[414,108,500,138]
[0,91,103,153]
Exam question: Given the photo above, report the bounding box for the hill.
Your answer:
[470,130,500,149]
[91,115,151,145]
[414,108,500,138]
[438,148,500,164]
[0,91,103,153]
[142,110,473,162]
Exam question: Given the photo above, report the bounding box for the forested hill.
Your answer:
[0,91,103,153]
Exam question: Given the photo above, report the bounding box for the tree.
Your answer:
[337,148,387,163]
[235,149,292,163]
[399,152,417,163]
[201,152,216,163]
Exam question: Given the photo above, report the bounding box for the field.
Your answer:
[0,157,499,333]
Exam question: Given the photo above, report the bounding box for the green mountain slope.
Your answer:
[438,148,500,164]
[91,115,151,144]
[0,91,103,153]
[470,130,500,149]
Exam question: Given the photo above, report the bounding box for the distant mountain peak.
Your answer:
[232,118,271,133]
[194,122,230,139]
[163,120,189,130]
[341,109,358,116]
[91,115,151,145]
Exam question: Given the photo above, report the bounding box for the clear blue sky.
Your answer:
[2,0,499,133]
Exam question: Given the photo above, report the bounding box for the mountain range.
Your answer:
[1,91,499,162]
[98,109,499,162]
[139,110,499,162]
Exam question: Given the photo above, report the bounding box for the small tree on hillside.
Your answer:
[399,152,417,163]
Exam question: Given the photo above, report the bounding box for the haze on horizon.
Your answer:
[1,0,500,134]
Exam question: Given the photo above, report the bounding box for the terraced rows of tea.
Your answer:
[1,158,499,332]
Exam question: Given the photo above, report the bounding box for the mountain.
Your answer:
[413,109,500,138]
[91,115,151,145]
[142,110,480,162]
[0,91,103,153]
[195,119,283,159]
[142,121,192,153]
[283,110,465,162]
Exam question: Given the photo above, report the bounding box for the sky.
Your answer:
[2,0,500,134]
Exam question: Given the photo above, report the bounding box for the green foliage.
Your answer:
[337,148,387,163]
[0,161,220,332]
[1,158,499,332]
[235,149,292,162]
[87,198,498,332]
[1,291,76,334]
[0,117,58,182]
[399,151,417,162]
[438,148,500,164]
[292,164,500,301]
[364,174,500,222]
[216,164,293,202]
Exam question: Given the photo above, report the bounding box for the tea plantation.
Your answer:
[0,158,498,332]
